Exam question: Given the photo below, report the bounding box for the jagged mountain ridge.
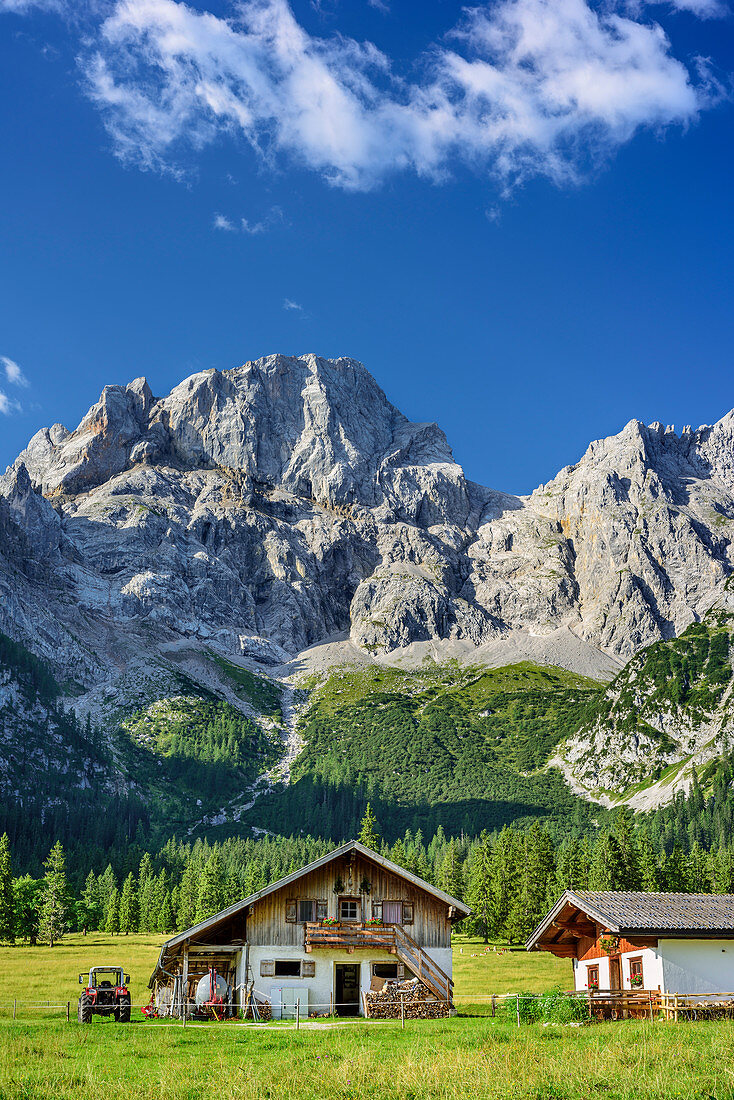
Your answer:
[2,353,734,679]
[2,352,734,836]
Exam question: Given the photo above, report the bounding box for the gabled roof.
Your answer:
[527,890,734,951]
[150,839,470,986]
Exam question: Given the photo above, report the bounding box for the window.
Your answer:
[339,898,359,921]
[274,960,301,978]
[383,901,403,924]
[261,959,316,978]
[299,900,316,923]
[629,956,644,988]
[587,965,599,990]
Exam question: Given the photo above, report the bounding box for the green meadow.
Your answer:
[0,933,731,1099]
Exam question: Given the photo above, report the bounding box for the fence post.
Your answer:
[648,991,653,1023]
[516,994,520,1028]
[491,995,496,1019]
[66,1002,70,1023]
[401,995,405,1030]
[296,998,300,1030]
[13,999,16,1021]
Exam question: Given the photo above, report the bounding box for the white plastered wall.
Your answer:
[660,939,734,995]
[245,944,452,1016]
[573,948,663,992]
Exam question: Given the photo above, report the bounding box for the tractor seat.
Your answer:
[98,981,112,988]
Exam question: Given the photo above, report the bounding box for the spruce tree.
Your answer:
[77,869,102,934]
[104,886,120,934]
[158,891,174,933]
[13,875,42,943]
[636,831,660,891]
[466,833,493,943]
[358,804,381,850]
[38,841,70,947]
[662,846,689,891]
[0,833,14,943]
[439,840,464,901]
[588,831,624,890]
[196,850,225,922]
[119,873,139,935]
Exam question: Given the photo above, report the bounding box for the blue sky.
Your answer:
[0,0,732,494]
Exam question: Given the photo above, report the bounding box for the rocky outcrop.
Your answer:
[1,351,733,692]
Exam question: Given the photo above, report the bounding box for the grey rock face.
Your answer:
[1,353,733,694]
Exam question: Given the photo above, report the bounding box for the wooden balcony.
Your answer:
[304,921,397,953]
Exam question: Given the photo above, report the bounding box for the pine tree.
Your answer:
[358,804,381,851]
[0,833,14,943]
[158,891,174,933]
[177,859,199,931]
[612,809,641,890]
[439,840,464,901]
[687,842,714,893]
[466,833,493,942]
[487,826,520,940]
[588,831,624,890]
[13,875,42,943]
[637,831,661,891]
[137,853,155,932]
[506,823,555,944]
[104,886,120,934]
[99,864,117,920]
[119,873,139,935]
[662,846,689,891]
[196,850,225,922]
[77,869,102,934]
[38,841,70,947]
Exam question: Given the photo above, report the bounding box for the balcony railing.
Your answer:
[304,921,397,952]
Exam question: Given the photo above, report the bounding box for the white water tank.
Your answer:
[194,972,230,1006]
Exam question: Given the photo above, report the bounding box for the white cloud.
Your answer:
[0,392,22,415]
[283,298,303,311]
[1,356,29,387]
[0,0,67,12]
[8,0,728,192]
[214,205,284,233]
[213,212,236,230]
[628,0,727,15]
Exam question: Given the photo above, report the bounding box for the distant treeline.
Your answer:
[3,749,734,947]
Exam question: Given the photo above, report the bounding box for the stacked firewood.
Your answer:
[244,995,272,1021]
[364,977,449,1019]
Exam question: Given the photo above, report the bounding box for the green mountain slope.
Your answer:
[556,612,734,807]
[246,661,605,839]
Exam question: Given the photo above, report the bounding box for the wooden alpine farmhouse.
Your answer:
[527,891,734,996]
[149,840,469,1018]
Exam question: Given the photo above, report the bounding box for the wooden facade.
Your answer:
[246,851,452,950]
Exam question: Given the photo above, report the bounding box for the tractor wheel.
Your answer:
[78,994,92,1024]
[116,994,131,1023]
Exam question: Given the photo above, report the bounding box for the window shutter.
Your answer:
[260,960,275,977]
[372,901,382,920]
[403,902,414,925]
[302,960,316,978]
[316,899,328,920]
[285,899,297,923]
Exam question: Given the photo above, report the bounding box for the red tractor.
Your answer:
[77,966,132,1023]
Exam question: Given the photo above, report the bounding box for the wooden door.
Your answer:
[609,957,621,991]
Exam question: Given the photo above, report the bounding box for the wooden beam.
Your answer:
[552,919,596,938]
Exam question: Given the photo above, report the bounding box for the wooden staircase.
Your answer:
[392,925,454,1005]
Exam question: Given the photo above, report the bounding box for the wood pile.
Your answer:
[364,977,449,1019]
[244,994,272,1021]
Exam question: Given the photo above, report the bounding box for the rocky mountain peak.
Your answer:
[1,355,733,682]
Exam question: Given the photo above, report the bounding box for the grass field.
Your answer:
[1,934,731,1099]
